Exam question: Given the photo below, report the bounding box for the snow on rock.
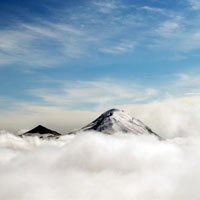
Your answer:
[79,108,160,137]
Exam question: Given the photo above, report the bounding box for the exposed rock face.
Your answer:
[21,125,61,139]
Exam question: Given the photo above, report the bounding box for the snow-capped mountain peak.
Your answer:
[80,108,160,137]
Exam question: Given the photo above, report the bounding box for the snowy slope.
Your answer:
[79,108,160,137]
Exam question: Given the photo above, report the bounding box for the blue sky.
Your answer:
[1,0,200,131]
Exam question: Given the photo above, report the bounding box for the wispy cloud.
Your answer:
[27,71,200,109]
[0,22,89,67]
[0,0,145,68]
[92,0,120,13]
[31,79,159,109]
[175,73,200,90]
[0,96,8,104]
[140,6,169,15]
[100,41,135,55]
[188,0,200,9]
[156,20,181,38]
[1,0,193,68]
[149,14,200,55]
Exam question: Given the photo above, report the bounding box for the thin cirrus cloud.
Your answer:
[151,18,200,54]
[1,0,199,68]
[92,0,120,13]
[0,1,142,68]
[28,72,200,110]
[188,0,200,9]
[175,73,200,92]
[100,41,135,55]
[156,20,181,38]
[0,23,90,67]
[31,80,159,109]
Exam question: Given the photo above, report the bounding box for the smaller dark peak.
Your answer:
[24,125,61,136]
[30,125,46,131]
[26,125,50,133]
[37,125,44,128]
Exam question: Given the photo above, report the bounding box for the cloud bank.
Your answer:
[0,131,200,200]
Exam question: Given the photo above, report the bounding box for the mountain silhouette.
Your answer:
[21,125,61,139]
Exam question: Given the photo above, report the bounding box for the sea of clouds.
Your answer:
[1,95,200,200]
[0,128,200,200]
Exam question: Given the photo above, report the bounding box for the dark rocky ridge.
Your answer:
[21,125,61,139]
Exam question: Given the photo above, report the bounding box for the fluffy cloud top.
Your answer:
[0,131,200,200]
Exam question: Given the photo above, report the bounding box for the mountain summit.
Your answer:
[79,108,160,137]
[21,109,160,139]
[21,125,61,139]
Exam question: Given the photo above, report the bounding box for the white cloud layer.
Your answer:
[0,131,200,199]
